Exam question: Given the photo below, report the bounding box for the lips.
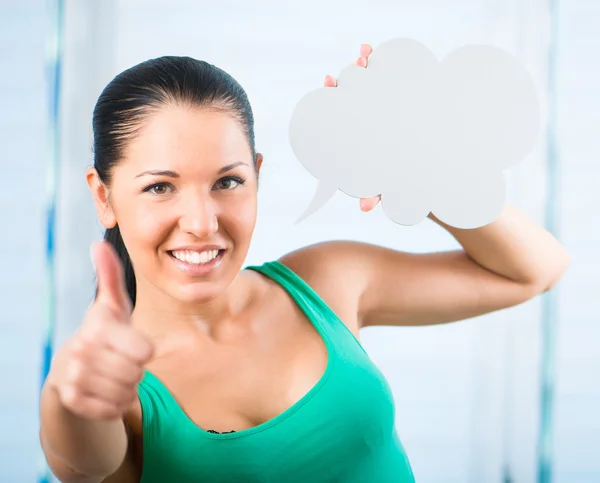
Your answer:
[167,248,226,276]
[170,249,220,265]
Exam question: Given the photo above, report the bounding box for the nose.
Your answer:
[178,195,218,239]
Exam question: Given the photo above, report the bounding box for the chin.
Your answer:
[172,281,230,305]
[163,249,243,302]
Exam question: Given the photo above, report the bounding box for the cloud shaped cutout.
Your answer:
[289,38,541,229]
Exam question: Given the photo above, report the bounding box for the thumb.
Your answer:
[91,241,132,316]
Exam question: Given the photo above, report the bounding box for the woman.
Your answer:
[39,44,569,482]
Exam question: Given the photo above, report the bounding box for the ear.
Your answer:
[86,167,117,229]
[256,152,264,173]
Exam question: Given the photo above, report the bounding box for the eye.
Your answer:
[214,176,246,191]
[143,182,173,195]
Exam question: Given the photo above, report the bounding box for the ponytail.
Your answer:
[103,225,137,306]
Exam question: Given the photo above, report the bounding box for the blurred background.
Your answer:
[1,0,598,482]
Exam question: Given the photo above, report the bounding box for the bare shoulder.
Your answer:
[278,239,396,282]
[277,240,374,335]
[278,237,550,329]
[278,240,370,292]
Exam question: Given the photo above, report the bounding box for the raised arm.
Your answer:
[282,204,569,328]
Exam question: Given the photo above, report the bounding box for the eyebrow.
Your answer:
[135,169,179,179]
[135,162,249,179]
[218,161,248,174]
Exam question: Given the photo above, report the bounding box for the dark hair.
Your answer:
[92,56,257,307]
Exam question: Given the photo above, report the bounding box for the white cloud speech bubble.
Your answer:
[289,38,541,229]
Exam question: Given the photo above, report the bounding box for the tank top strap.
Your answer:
[137,369,186,438]
[245,260,368,356]
[138,259,369,440]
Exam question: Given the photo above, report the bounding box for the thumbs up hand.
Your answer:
[47,241,154,420]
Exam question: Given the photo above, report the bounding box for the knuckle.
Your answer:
[139,343,153,362]
[83,319,107,343]
[127,338,152,363]
[60,385,82,408]
[141,337,155,358]
[69,337,90,358]
[67,360,88,385]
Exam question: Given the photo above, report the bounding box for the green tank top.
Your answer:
[137,260,415,482]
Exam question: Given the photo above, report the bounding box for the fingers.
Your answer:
[60,387,124,420]
[324,75,337,87]
[354,44,377,214]
[57,336,150,419]
[353,56,367,68]
[322,43,378,214]
[91,241,131,316]
[360,196,381,212]
[360,43,373,59]
[353,43,372,67]
[51,244,154,422]
[79,310,154,365]
[102,323,154,365]
[64,364,138,408]
[324,43,373,88]
[84,343,146,386]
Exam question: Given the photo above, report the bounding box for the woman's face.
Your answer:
[88,104,262,306]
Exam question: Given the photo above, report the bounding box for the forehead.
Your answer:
[122,104,252,170]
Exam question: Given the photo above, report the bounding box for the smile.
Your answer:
[171,249,220,265]
[167,249,225,275]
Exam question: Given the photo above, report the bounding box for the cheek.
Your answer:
[113,188,257,254]
[115,196,174,253]
[219,191,258,240]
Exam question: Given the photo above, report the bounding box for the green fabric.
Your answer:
[137,260,415,482]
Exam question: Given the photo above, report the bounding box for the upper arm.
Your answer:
[280,240,542,328]
[278,242,368,336]
[357,244,542,327]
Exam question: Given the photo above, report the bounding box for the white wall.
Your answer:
[2,1,598,482]
[0,2,47,482]
[57,1,551,482]
[553,1,600,481]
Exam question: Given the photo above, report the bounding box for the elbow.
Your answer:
[536,247,571,294]
[547,246,571,291]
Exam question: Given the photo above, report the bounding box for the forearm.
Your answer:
[40,382,128,480]
[429,204,570,290]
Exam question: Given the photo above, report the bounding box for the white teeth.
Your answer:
[171,249,219,265]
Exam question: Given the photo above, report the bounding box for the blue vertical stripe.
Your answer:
[39,0,64,481]
[537,0,560,482]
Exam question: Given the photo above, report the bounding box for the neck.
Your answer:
[130,272,255,347]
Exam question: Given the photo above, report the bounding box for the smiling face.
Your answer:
[88,104,262,306]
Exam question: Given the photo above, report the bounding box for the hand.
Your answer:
[46,241,154,420]
[323,43,382,213]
